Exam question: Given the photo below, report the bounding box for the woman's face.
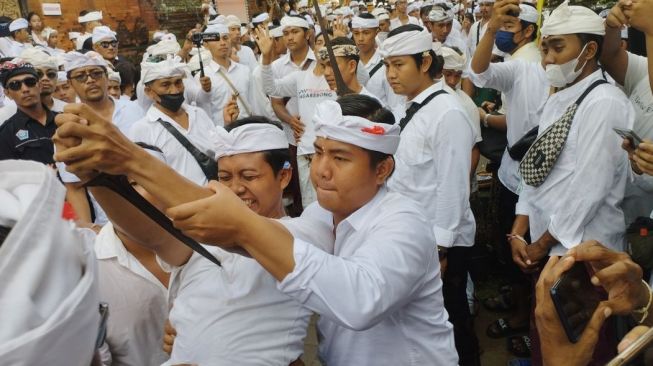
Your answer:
[29,15,42,31]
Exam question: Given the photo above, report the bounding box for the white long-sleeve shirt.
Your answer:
[198,59,253,126]
[389,81,476,248]
[468,48,549,193]
[279,186,458,366]
[362,49,405,118]
[516,70,634,255]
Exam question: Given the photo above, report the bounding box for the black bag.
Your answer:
[155,119,218,181]
[627,217,653,271]
[478,120,508,164]
[508,126,539,161]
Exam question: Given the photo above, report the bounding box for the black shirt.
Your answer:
[0,107,58,165]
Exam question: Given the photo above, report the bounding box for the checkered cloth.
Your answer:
[520,79,607,187]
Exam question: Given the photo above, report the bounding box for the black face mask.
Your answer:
[157,92,185,112]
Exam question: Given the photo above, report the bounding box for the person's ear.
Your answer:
[420,53,432,74]
[375,156,394,184]
[143,85,157,101]
[523,24,535,41]
[278,166,292,190]
[584,41,598,61]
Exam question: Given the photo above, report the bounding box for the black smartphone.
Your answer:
[550,262,601,343]
[614,128,644,147]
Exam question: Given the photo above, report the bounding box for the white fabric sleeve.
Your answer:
[624,52,649,96]
[262,64,299,98]
[468,59,520,93]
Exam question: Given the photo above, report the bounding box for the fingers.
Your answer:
[567,240,620,269]
[206,180,221,193]
[62,103,109,127]
[167,197,208,222]
[593,259,642,287]
[618,325,650,353]
[536,256,561,298]
[578,303,611,347]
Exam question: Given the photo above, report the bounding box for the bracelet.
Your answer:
[483,113,490,128]
[633,280,653,324]
[507,233,528,245]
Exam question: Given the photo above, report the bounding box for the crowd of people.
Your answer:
[1,0,653,365]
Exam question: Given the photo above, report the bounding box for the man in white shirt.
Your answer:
[601,3,653,225]
[226,15,258,71]
[199,23,252,126]
[381,24,478,366]
[429,6,467,54]
[390,0,421,29]
[129,57,219,186]
[251,25,286,121]
[511,4,634,363]
[463,0,497,96]
[18,48,67,112]
[0,19,31,58]
[468,0,546,338]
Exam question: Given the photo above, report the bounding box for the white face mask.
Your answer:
[545,44,589,88]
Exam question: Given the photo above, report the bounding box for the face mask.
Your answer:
[545,44,589,88]
[157,92,185,112]
[495,30,518,53]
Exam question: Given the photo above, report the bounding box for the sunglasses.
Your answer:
[6,77,38,91]
[70,70,106,83]
[36,70,58,80]
[99,40,119,49]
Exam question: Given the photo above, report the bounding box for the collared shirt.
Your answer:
[201,59,253,127]
[389,81,476,247]
[389,15,420,30]
[0,107,57,164]
[162,230,312,365]
[251,64,279,121]
[516,70,634,255]
[279,186,458,366]
[468,50,549,193]
[51,98,67,113]
[441,82,482,144]
[111,96,146,135]
[466,20,506,62]
[95,223,169,366]
[361,49,405,118]
[236,45,259,72]
[0,97,17,126]
[0,38,30,58]
[128,104,219,186]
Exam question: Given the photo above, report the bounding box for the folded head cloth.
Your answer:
[188,48,212,72]
[541,0,605,37]
[428,7,453,22]
[0,60,38,87]
[141,57,189,84]
[441,46,465,71]
[252,12,270,25]
[351,16,380,29]
[78,10,103,23]
[57,71,68,83]
[213,123,289,159]
[518,3,540,24]
[270,25,284,38]
[63,51,108,73]
[317,44,359,62]
[378,13,390,21]
[107,70,121,83]
[9,18,28,33]
[18,48,58,70]
[208,14,226,25]
[41,27,57,42]
[281,15,310,29]
[68,32,81,40]
[0,160,99,366]
[205,23,229,35]
[407,2,420,14]
[226,15,241,28]
[92,26,117,44]
[314,100,400,154]
[145,39,181,57]
[75,34,91,51]
[379,26,431,57]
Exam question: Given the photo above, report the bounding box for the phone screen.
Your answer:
[550,262,601,343]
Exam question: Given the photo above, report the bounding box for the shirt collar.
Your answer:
[554,69,604,101]
[282,48,316,67]
[340,185,389,232]
[13,106,57,129]
[146,103,190,125]
[363,49,382,67]
[511,41,539,59]
[408,81,443,105]
[94,222,130,263]
[210,59,238,73]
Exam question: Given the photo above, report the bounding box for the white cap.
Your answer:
[0,160,99,366]
[41,27,58,42]
[152,30,167,42]
[214,123,289,159]
[407,2,420,13]
[208,14,226,25]
[205,23,229,35]
[17,48,58,70]
[91,26,117,44]
[429,7,453,22]
[351,16,380,29]
[252,13,270,24]
[380,27,432,57]
[378,13,390,20]
[107,69,121,83]
[141,57,189,84]
[441,46,465,71]
[350,0,360,6]
[226,15,241,28]
[269,25,284,38]
[280,16,310,29]
[75,34,91,51]
[78,11,103,24]
[298,0,309,7]
[68,31,81,40]
[63,51,109,73]
[518,4,540,24]
[541,0,605,37]
[9,18,28,32]
[57,70,68,83]
[313,100,400,154]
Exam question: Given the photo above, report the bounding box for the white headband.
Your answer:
[441,46,465,71]
[270,25,284,38]
[68,31,80,40]
[407,3,420,13]
[313,100,400,154]
[208,15,226,25]
[108,70,121,83]
[9,18,28,32]
[205,23,229,35]
[428,8,453,22]
[380,27,432,57]
[518,4,540,24]
[78,11,102,23]
[378,13,390,21]
[226,15,241,28]
[145,39,181,57]
[91,26,117,44]
[213,123,289,159]
[18,48,58,70]
[75,35,91,51]
[252,13,270,24]
[41,27,57,42]
[281,16,310,29]
[541,1,605,37]
[141,57,189,84]
[57,71,67,83]
[351,16,380,29]
[63,51,108,73]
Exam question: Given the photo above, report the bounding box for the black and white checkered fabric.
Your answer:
[519,103,578,187]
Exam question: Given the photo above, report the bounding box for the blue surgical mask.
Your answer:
[495,30,517,53]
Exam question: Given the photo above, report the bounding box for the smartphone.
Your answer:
[606,327,653,366]
[550,262,601,343]
[614,128,644,147]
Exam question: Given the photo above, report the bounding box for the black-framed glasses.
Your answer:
[70,70,106,83]
[6,77,38,91]
[99,40,119,49]
[36,70,57,80]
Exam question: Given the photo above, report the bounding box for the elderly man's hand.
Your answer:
[53,103,142,180]
[568,240,649,316]
[535,256,612,366]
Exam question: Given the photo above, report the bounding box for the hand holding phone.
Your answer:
[614,128,644,147]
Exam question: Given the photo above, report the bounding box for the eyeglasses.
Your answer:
[70,70,106,83]
[36,70,58,80]
[6,77,38,91]
[99,40,119,49]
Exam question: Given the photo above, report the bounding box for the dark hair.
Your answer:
[577,33,604,61]
[26,12,39,27]
[420,5,432,18]
[82,36,93,51]
[0,225,11,246]
[388,24,443,78]
[330,36,360,64]
[225,116,291,175]
[519,20,538,43]
[336,94,395,173]
[79,10,89,17]
[242,40,258,53]
[358,13,376,20]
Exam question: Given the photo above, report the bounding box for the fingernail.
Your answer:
[604,307,612,317]
[591,276,600,285]
[526,260,531,265]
